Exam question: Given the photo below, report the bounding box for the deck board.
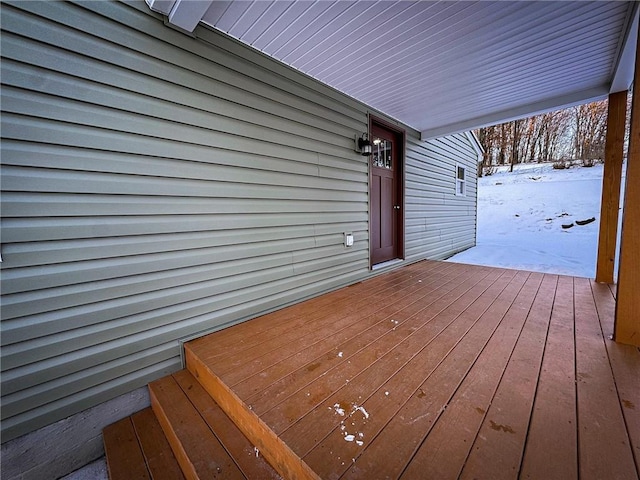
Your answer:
[172,370,281,480]
[382,271,541,480]
[221,262,459,387]
[338,270,534,479]
[239,262,474,414]
[103,416,151,480]
[301,268,522,476]
[459,273,557,479]
[130,409,185,480]
[419,271,543,478]
[574,277,638,479]
[520,275,578,480]
[149,375,245,479]
[591,279,640,472]
[269,266,504,438]
[194,262,435,366]
[184,260,640,480]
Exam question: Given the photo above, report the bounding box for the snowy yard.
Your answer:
[447,162,620,279]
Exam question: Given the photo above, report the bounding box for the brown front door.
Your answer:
[370,121,404,266]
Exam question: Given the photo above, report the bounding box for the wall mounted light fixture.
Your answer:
[355,133,372,156]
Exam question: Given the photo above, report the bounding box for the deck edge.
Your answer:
[184,345,320,480]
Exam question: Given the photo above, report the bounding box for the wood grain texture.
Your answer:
[267,267,502,440]
[596,90,627,284]
[616,29,640,346]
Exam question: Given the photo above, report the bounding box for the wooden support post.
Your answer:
[596,91,627,284]
[615,33,640,346]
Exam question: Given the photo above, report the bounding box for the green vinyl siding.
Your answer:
[405,135,478,260]
[0,0,478,443]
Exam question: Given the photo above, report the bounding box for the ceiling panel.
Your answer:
[152,0,638,138]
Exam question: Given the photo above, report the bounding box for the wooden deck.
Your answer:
[183,259,639,480]
[104,260,639,479]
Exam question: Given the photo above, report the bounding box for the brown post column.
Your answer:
[595,91,627,284]
[615,33,640,347]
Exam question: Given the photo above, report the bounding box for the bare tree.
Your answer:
[571,100,607,162]
[475,99,608,169]
[524,116,542,163]
[476,126,495,171]
[510,119,524,172]
[539,110,571,162]
[498,123,508,165]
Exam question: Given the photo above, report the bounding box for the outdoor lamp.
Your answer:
[356,133,372,156]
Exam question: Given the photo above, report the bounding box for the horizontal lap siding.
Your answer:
[0,1,370,442]
[405,135,478,260]
[0,1,479,443]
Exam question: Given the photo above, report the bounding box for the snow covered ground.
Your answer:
[447,162,617,279]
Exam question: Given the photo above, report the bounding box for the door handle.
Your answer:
[394,205,400,210]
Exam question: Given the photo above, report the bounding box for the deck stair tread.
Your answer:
[103,371,280,480]
[104,260,640,480]
[103,408,182,480]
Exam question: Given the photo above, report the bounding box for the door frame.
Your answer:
[368,115,406,268]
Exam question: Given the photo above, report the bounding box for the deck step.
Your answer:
[103,370,280,480]
[103,408,183,480]
[185,346,319,480]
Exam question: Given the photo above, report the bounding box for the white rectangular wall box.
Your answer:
[344,233,354,247]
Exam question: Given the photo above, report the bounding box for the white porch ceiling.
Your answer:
[147,1,638,139]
